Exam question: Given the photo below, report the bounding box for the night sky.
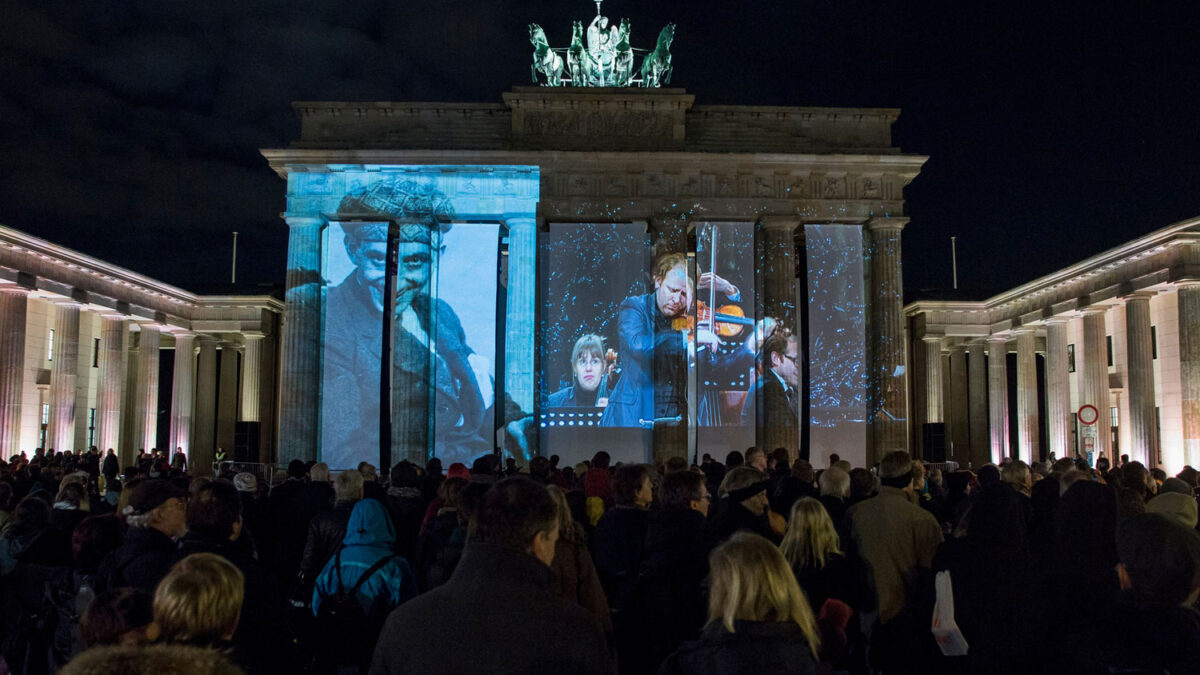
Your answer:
[2,0,1198,297]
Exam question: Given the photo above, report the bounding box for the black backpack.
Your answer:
[314,548,397,664]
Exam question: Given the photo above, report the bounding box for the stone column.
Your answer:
[119,332,140,461]
[1015,329,1039,462]
[1124,294,1157,466]
[923,337,944,423]
[758,219,801,458]
[217,342,238,453]
[949,345,969,462]
[135,325,160,452]
[95,316,126,453]
[256,329,278,462]
[0,287,29,456]
[168,333,196,455]
[239,334,263,422]
[1044,319,1072,460]
[1177,284,1200,467]
[277,217,323,464]
[47,303,81,452]
[988,337,1010,464]
[1082,308,1113,461]
[866,217,909,462]
[194,336,219,470]
[504,216,537,418]
[967,341,990,468]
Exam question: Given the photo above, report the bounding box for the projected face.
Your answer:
[654,265,690,318]
[772,336,800,389]
[574,352,604,392]
[345,236,389,312]
[395,242,433,313]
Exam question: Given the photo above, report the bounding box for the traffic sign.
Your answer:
[1078,404,1100,426]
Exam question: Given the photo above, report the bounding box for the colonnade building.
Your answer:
[0,224,282,469]
[905,216,1200,474]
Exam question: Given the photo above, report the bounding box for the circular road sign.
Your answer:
[1078,404,1100,426]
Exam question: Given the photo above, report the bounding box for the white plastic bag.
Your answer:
[931,570,969,656]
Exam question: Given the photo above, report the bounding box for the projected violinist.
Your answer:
[600,251,756,429]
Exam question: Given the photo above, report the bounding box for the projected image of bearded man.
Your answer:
[323,219,492,466]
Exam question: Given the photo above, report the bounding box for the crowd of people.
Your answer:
[0,444,1198,675]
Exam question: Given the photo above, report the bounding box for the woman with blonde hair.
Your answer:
[780,497,856,612]
[660,532,819,674]
[154,552,244,646]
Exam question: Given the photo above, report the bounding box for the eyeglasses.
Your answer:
[782,353,799,364]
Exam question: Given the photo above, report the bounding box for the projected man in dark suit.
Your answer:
[601,254,753,429]
[322,183,492,468]
[600,253,693,428]
[742,330,800,449]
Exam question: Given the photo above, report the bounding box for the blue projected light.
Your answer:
[805,224,868,468]
[303,167,538,470]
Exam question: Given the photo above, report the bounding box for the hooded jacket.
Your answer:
[312,499,416,616]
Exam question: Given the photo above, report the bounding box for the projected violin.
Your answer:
[697,301,753,338]
[605,347,621,390]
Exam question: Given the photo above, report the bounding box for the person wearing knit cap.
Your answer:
[706,467,778,545]
[322,178,492,471]
[232,473,257,494]
[445,463,470,481]
[1147,491,1199,529]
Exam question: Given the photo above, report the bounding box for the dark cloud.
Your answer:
[1,0,1199,295]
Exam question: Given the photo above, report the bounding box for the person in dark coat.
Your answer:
[930,482,1034,675]
[0,495,71,575]
[369,477,612,675]
[781,498,857,614]
[414,476,465,591]
[385,461,427,563]
[51,482,93,535]
[660,532,818,675]
[101,450,120,484]
[300,469,363,583]
[1026,478,1120,674]
[546,485,611,634]
[98,480,187,592]
[1089,513,1200,674]
[707,467,779,545]
[176,481,292,675]
[591,463,652,614]
[626,470,714,674]
[268,460,315,582]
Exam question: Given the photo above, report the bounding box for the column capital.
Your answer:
[758,216,800,232]
[986,334,1010,344]
[1122,291,1157,303]
[241,331,266,341]
[1080,306,1109,317]
[1043,316,1072,325]
[284,215,325,229]
[865,216,909,232]
[0,284,30,296]
[921,335,945,344]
